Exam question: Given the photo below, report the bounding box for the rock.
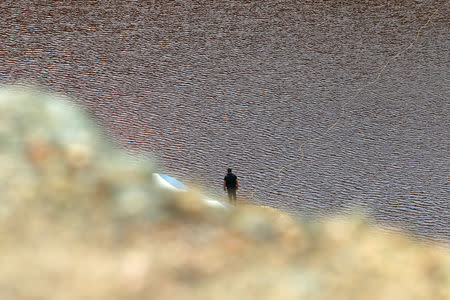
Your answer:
[0,86,448,300]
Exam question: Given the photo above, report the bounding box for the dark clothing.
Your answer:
[224,173,237,189]
[227,188,237,202]
[224,173,238,203]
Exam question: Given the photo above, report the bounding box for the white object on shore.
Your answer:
[152,173,233,209]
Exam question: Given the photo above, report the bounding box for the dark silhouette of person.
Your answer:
[223,168,238,204]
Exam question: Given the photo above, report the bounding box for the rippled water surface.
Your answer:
[1,1,448,242]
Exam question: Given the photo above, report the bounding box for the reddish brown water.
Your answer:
[1,1,448,242]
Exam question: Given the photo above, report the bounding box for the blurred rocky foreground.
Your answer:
[0,86,448,300]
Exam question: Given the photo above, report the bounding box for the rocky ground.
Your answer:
[0,86,448,299]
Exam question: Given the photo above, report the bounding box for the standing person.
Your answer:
[224,168,238,204]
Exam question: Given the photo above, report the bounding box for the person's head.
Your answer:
[227,168,232,174]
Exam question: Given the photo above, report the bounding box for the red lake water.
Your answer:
[1,0,448,243]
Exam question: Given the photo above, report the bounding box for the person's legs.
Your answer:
[227,188,237,204]
[231,188,237,204]
[227,189,233,202]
